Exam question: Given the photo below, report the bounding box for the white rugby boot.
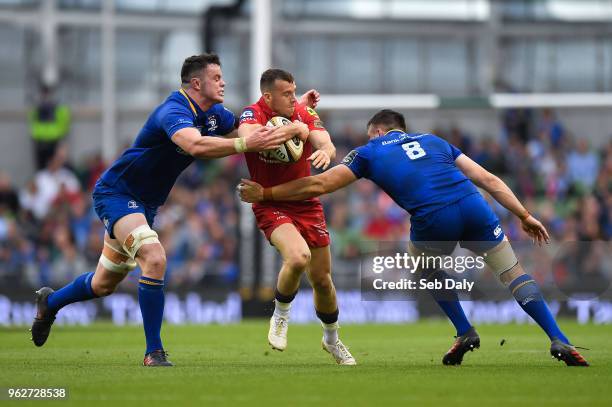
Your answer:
[268,315,289,351]
[322,338,357,365]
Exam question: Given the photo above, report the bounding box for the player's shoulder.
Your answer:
[417,133,456,152]
[238,103,262,124]
[156,91,192,116]
[394,131,446,145]
[242,101,262,114]
[294,103,319,119]
[161,91,185,107]
[351,140,375,159]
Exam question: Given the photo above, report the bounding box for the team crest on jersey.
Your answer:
[128,200,139,209]
[341,150,358,166]
[494,225,502,238]
[207,116,218,132]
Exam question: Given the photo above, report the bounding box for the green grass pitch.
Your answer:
[1,320,610,406]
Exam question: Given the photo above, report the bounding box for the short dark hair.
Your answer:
[367,109,407,132]
[260,69,294,92]
[181,53,221,84]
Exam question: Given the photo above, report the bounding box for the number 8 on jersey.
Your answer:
[402,141,427,160]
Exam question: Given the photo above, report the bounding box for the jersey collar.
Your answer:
[256,96,301,120]
[256,96,276,117]
[178,88,204,118]
[384,128,405,136]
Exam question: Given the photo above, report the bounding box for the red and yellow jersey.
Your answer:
[238,97,325,189]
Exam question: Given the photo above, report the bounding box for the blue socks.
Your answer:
[138,276,165,354]
[425,270,472,336]
[509,274,570,344]
[436,300,472,337]
[47,272,97,312]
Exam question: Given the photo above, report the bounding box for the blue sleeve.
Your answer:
[215,105,237,136]
[341,145,371,179]
[159,104,195,139]
[446,140,462,159]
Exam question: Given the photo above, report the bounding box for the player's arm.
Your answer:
[238,121,308,142]
[171,126,285,159]
[455,154,550,244]
[238,164,356,203]
[308,130,336,170]
[222,129,239,139]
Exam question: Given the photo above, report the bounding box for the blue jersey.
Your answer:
[342,130,479,219]
[98,90,235,207]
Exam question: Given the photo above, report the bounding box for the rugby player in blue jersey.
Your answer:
[30,54,320,366]
[238,109,589,367]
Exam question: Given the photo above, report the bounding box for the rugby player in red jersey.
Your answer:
[238,69,355,365]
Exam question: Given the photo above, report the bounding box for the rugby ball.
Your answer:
[266,116,304,163]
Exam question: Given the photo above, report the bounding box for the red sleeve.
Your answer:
[239,106,264,126]
[298,104,325,132]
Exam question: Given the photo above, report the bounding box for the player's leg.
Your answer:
[111,213,171,366]
[307,246,356,365]
[31,233,135,347]
[407,241,479,365]
[459,192,588,366]
[409,204,474,339]
[483,239,588,366]
[306,245,337,332]
[410,203,479,365]
[266,223,311,350]
[272,223,311,299]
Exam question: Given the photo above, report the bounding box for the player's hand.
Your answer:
[299,89,320,109]
[521,215,550,246]
[245,126,283,152]
[292,120,309,141]
[237,178,264,203]
[308,150,331,170]
[272,120,308,144]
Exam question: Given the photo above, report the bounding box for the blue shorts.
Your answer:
[92,181,157,240]
[410,192,504,255]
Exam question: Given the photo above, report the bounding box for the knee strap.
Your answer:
[99,240,137,274]
[482,238,518,279]
[122,225,160,259]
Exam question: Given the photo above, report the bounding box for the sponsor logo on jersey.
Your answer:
[272,211,289,221]
[341,150,358,166]
[128,200,139,209]
[258,150,284,164]
[494,225,502,238]
[306,107,318,117]
[239,109,255,123]
[382,139,400,146]
[173,118,193,128]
